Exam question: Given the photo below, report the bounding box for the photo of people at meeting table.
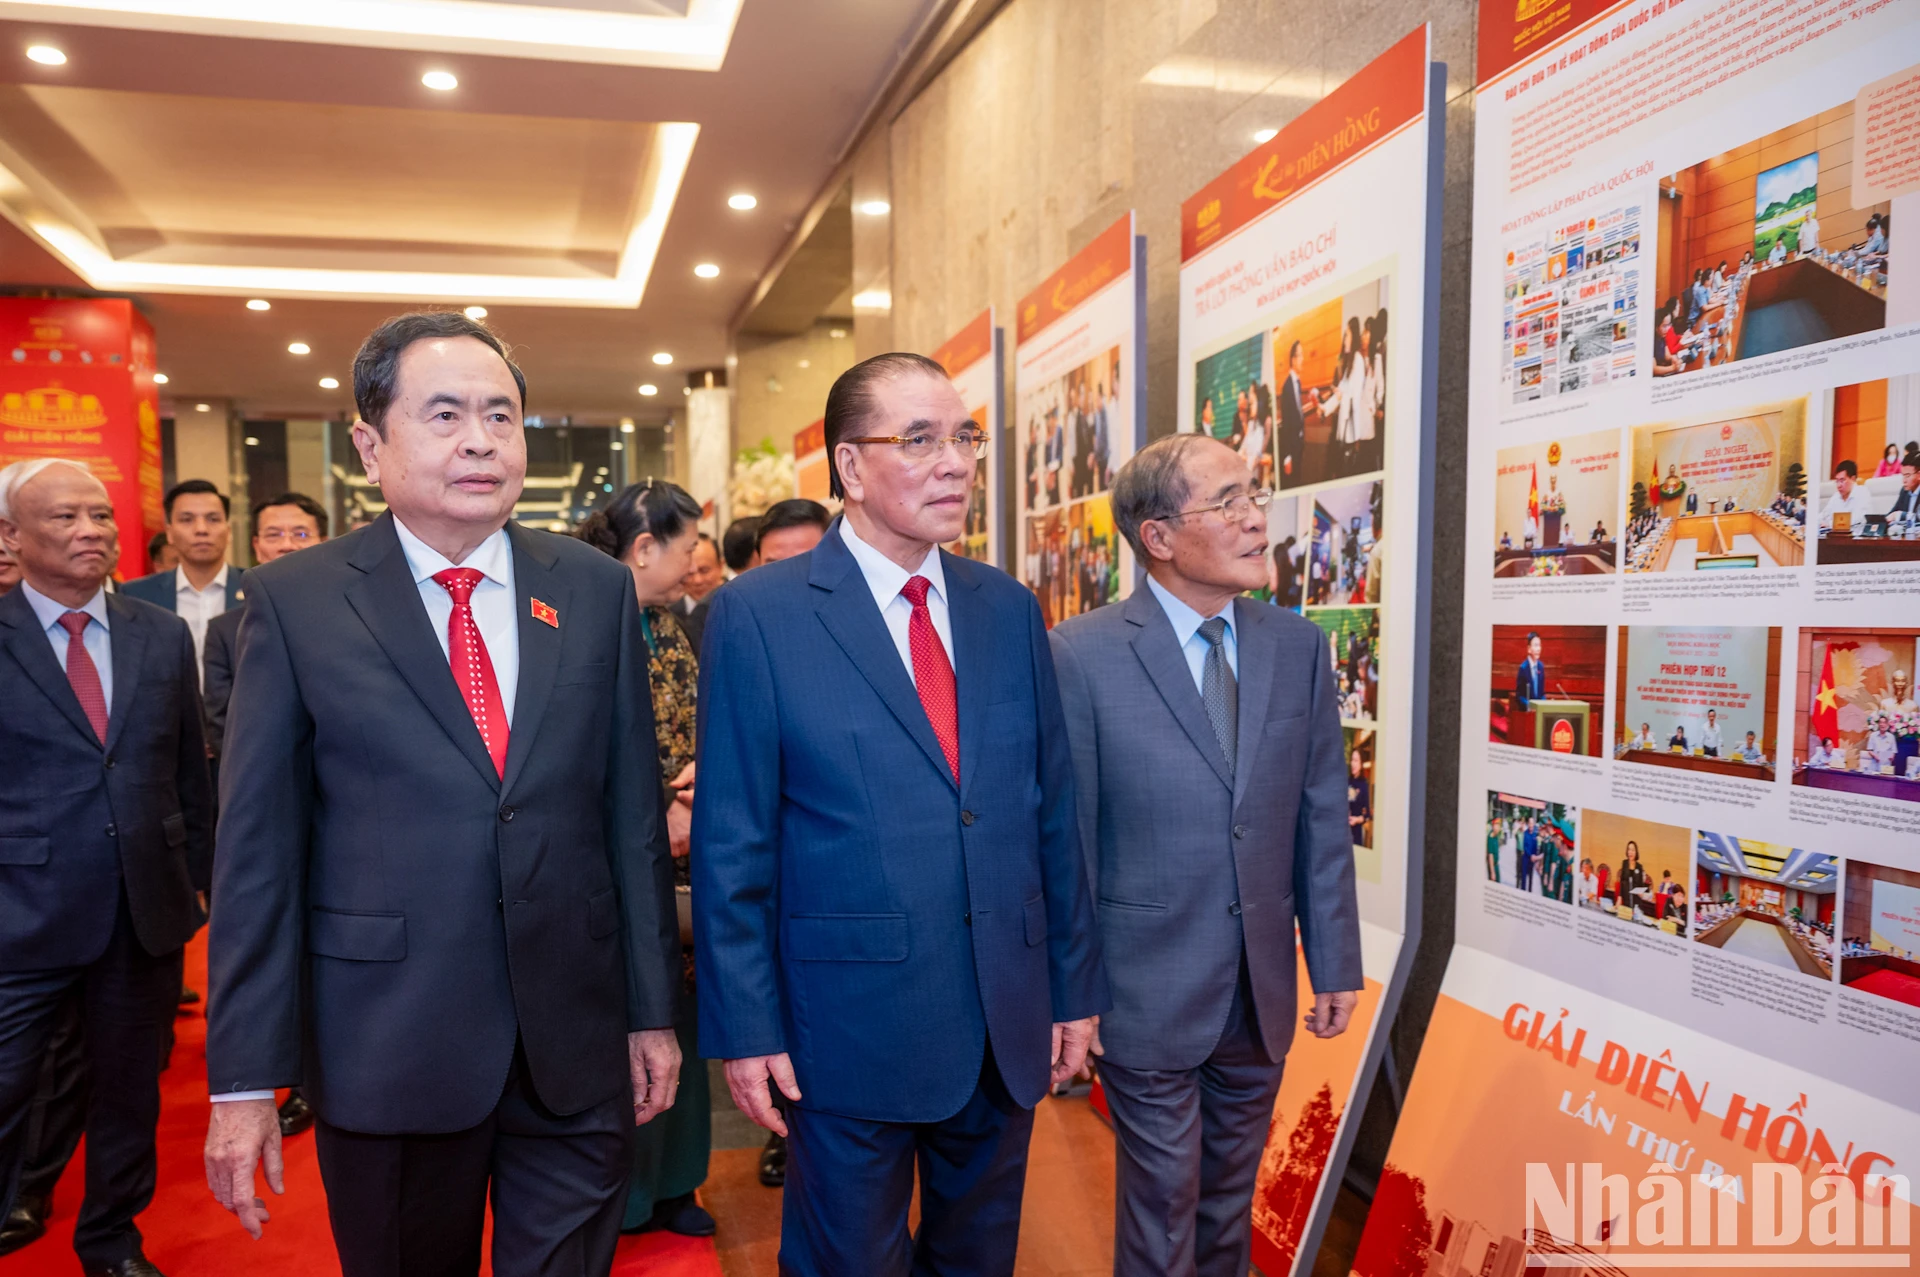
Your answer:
[1614,624,1781,780]
[1484,790,1576,904]
[1794,627,1920,803]
[1816,375,1920,565]
[1624,399,1807,572]
[1492,429,1619,578]
[1692,832,1836,981]
[1487,624,1607,757]
[1576,808,1691,936]
[1652,102,1891,378]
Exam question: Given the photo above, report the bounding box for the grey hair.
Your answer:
[0,458,95,521]
[1111,433,1218,558]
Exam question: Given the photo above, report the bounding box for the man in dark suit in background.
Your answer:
[671,532,721,653]
[696,353,1107,1274]
[1276,340,1309,485]
[1050,435,1361,1277]
[1514,631,1547,710]
[121,479,244,680]
[0,457,214,1277]
[202,311,683,1277]
[1887,453,1920,521]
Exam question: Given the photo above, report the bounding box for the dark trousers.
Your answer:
[1097,971,1285,1277]
[0,895,183,1268]
[780,1040,1035,1277]
[314,1048,629,1277]
[18,986,90,1205]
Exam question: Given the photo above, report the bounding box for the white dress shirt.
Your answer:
[174,563,229,679]
[1701,722,1723,751]
[839,517,953,681]
[1821,484,1878,527]
[1145,574,1238,693]
[393,517,520,725]
[20,580,112,708]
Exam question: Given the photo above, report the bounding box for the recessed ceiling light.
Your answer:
[464,305,487,320]
[319,377,340,389]
[638,383,658,396]
[727,193,757,211]
[693,263,720,279]
[797,359,811,369]
[287,341,310,355]
[858,200,891,216]
[152,372,169,385]
[244,436,261,447]
[620,420,636,433]
[651,351,673,366]
[422,70,458,91]
[829,328,846,339]
[195,402,210,412]
[245,298,270,311]
[851,289,891,311]
[26,46,65,66]
[1254,128,1278,144]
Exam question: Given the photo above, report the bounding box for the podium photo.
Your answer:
[1512,698,1589,753]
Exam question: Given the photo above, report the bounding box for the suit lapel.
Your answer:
[500,524,565,794]
[102,594,148,755]
[1230,598,1277,805]
[0,590,101,747]
[810,526,956,790]
[1124,590,1232,791]
[345,515,501,791]
[945,552,990,801]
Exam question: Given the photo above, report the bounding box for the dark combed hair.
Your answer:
[164,477,229,519]
[250,491,328,535]
[353,311,526,437]
[146,530,169,560]
[755,498,831,551]
[577,479,702,562]
[721,515,763,571]
[823,351,950,499]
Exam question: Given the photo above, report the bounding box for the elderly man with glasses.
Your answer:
[1049,432,1362,1277]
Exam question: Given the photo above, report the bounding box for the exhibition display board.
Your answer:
[1015,213,1144,624]
[1175,27,1442,1276]
[1355,1,1920,1272]
[930,308,1004,566]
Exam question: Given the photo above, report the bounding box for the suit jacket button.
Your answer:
[105,824,116,837]
[961,810,975,826]
[103,756,115,769]
[499,805,516,822]
[1228,900,1242,916]
[964,912,972,926]
[1233,824,1248,839]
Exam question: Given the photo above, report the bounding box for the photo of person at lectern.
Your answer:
[1489,624,1606,757]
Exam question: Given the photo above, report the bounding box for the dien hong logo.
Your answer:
[1523,1161,1910,1264]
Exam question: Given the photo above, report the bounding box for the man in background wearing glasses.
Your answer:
[1050,433,1362,1277]
[695,352,1108,1275]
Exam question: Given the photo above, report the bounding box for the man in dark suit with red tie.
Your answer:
[202,312,683,1277]
[695,353,1108,1274]
[0,457,214,1277]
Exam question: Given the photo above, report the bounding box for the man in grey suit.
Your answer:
[1049,433,1362,1277]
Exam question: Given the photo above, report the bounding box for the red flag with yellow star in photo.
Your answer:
[1811,644,1840,744]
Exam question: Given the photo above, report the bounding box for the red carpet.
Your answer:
[1846,967,1920,1008]
[3,935,721,1277]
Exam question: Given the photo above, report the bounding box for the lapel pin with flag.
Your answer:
[531,598,558,628]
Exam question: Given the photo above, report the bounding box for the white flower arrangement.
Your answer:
[727,441,797,517]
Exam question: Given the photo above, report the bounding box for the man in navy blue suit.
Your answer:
[694,353,1108,1275]
[120,480,244,681]
[1514,630,1547,710]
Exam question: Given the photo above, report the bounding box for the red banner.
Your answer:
[1476,0,1621,88]
[1181,26,1427,263]
[0,298,163,579]
[1016,215,1132,346]
[931,308,993,378]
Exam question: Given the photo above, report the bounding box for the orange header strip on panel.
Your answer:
[1476,0,1622,88]
[1181,26,1427,263]
[1016,215,1132,347]
[931,308,993,377]
[794,416,825,457]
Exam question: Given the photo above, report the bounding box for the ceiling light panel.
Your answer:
[421,70,457,91]
[26,45,66,65]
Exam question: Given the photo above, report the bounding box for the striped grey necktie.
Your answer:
[1198,616,1237,772]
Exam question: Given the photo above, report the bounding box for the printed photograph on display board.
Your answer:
[1304,479,1381,606]
[1501,204,1641,407]
[1026,498,1120,629]
[1020,345,1119,515]
[1492,428,1620,578]
[1793,628,1920,799]
[930,309,1001,565]
[1344,725,1376,874]
[1653,103,1892,377]
[1268,274,1390,492]
[1193,330,1274,488]
[1487,624,1606,757]
[1484,790,1576,903]
[1840,858,1920,1009]
[1614,625,1782,779]
[1624,399,1808,573]
[1578,808,1691,936]
[1818,375,1920,564]
[1258,492,1305,611]
[1310,607,1379,725]
[1691,833,1836,981]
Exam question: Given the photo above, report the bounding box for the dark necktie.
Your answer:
[432,568,509,778]
[58,611,108,744]
[1198,616,1237,771]
[901,575,959,784]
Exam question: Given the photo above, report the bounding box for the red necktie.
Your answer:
[901,575,958,784]
[432,568,509,778]
[58,612,108,744]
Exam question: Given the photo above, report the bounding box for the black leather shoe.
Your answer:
[177,986,201,1005]
[278,1092,315,1137]
[758,1132,786,1187]
[650,1192,717,1237]
[85,1250,167,1276]
[0,1195,48,1256]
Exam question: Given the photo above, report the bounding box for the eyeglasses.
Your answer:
[843,430,990,461]
[1160,488,1274,523]
[257,528,318,545]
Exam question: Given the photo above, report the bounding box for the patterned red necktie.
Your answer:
[58,611,108,744]
[901,575,958,784]
[432,568,509,778]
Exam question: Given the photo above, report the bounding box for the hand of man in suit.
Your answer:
[204,1096,284,1238]
[1051,1017,1096,1087]
[724,1054,802,1137]
[1304,990,1358,1040]
[630,1029,683,1125]
[665,763,695,859]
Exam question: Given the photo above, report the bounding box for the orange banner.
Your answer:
[932,309,993,378]
[0,298,162,580]
[1181,26,1427,263]
[1016,215,1132,347]
[1477,0,1622,88]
